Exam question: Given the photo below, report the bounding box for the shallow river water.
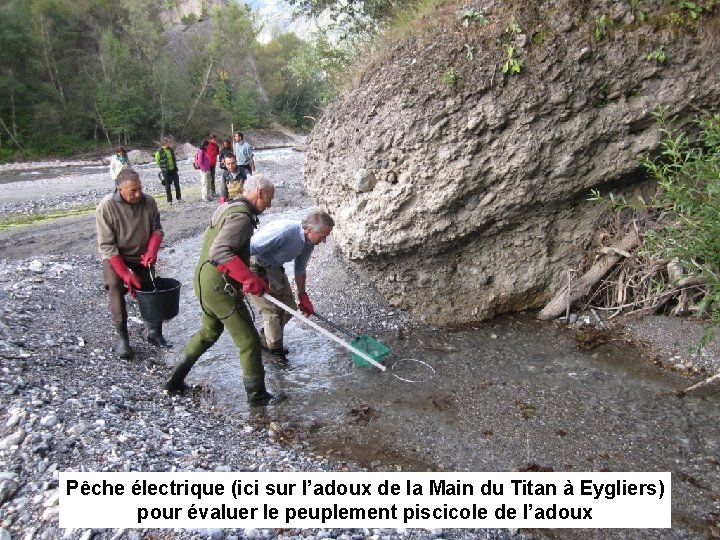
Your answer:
[154,210,720,540]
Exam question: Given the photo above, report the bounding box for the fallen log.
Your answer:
[680,369,720,395]
[537,229,640,321]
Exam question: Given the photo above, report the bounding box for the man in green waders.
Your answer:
[163,174,282,406]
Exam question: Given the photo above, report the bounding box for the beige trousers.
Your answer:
[248,260,297,348]
[200,170,213,200]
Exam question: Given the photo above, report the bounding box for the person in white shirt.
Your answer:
[109,147,131,181]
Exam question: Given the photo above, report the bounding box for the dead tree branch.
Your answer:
[538,229,640,321]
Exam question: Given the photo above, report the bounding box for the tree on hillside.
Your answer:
[119,0,165,61]
[116,0,190,141]
[180,2,270,136]
[151,58,191,140]
[254,31,352,128]
[287,32,353,113]
[255,33,306,125]
[0,0,40,151]
[95,30,149,145]
[285,0,409,37]
[210,2,269,124]
[26,0,114,149]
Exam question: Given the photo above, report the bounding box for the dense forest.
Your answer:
[0,0,351,159]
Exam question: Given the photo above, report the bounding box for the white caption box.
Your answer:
[59,471,671,529]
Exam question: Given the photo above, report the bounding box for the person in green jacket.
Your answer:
[154,137,182,204]
[163,174,284,406]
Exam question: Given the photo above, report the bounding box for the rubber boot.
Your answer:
[259,329,289,357]
[163,353,198,394]
[267,346,289,363]
[243,377,286,407]
[147,321,171,348]
[114,322,132,359]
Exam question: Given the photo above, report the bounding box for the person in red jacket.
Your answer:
[206,134,220,197]
[96,169,169,358]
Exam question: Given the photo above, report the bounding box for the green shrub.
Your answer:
[442,67,462,86]
[642,110,720,320]
[595,14,608,41]
[25,134,103,158]
[0,147,15,164]
[181,13,198,25]
[501,46,523,75]
[646,46,666,63]
[459,8,488,27]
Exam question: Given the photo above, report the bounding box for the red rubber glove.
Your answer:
[218,196,227,204]
[109,255,142,297]
[140,232,162,267]
[216,256,270,296]
[298,292,314,316]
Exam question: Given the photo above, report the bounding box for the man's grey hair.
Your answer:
[302,208,335,232]
[115,168,140,187]
[243,173,275,195]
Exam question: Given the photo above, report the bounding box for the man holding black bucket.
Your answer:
[96,168,170,358]
[163,174,285,407]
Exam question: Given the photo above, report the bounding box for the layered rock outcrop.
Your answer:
[304,0,720,324]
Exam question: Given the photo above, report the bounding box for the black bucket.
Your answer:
[136,277,182,322]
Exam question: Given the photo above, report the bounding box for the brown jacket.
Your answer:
[96,191,163,262]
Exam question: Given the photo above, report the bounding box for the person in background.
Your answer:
[206,134,220,195]
[95,168,170,359]
[218,138,233,172]
[163,175,284,407]
[109,146,131,181]
[218,154,246,204]
[233,131,256,177]
[154,137,182,204]
[248,209,334,360]
[195,140,213,201]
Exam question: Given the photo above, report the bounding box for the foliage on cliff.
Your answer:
[586,110,720,326]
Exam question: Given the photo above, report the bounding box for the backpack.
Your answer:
[192,150,200,170]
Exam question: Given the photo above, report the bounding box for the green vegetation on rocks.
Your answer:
[589,109,720,326]
[642,111,720,321]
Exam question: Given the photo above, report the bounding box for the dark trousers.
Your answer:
[102,259,151,324]
[163,169,181,202]
[209,165,217,196]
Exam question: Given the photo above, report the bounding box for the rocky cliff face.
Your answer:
[303,0,720,324]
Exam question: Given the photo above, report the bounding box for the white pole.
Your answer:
[262,294,387,371]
